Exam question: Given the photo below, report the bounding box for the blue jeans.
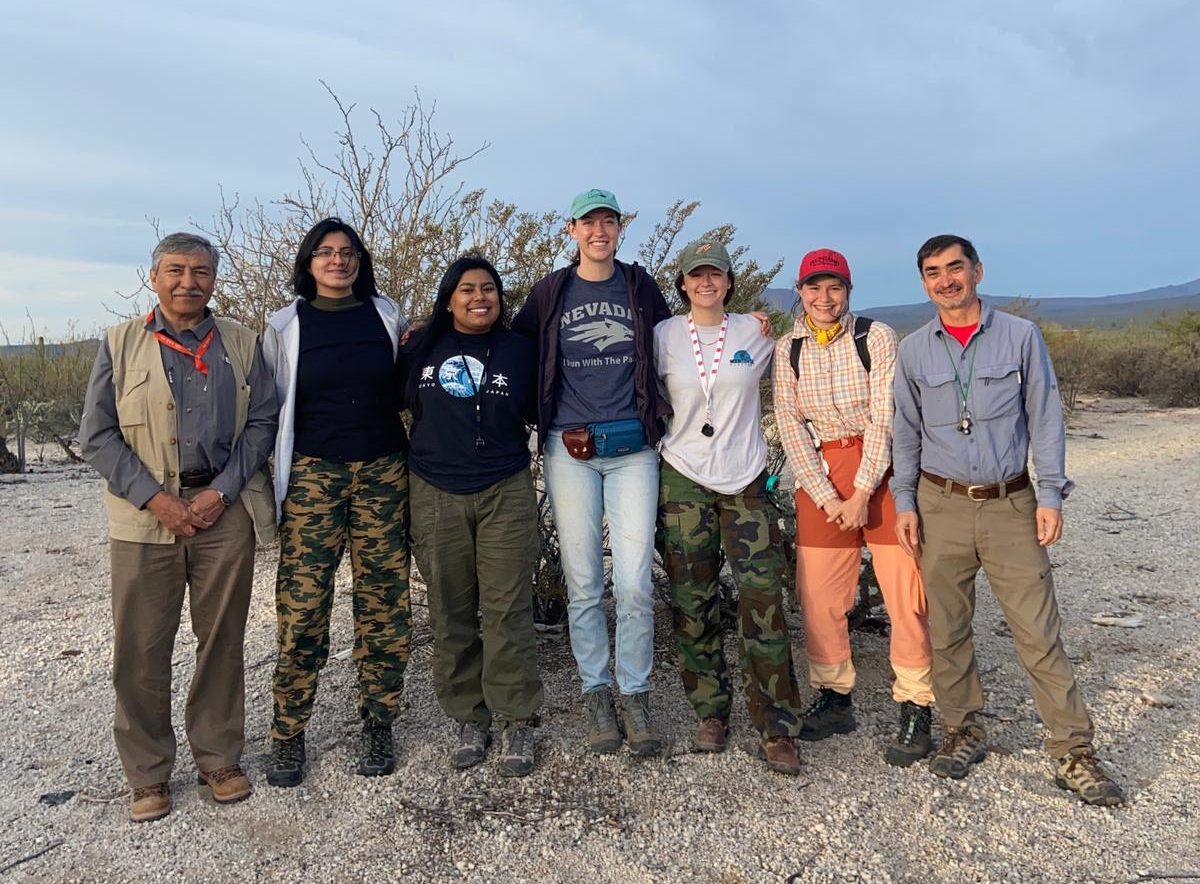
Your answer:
[543,431,659,695]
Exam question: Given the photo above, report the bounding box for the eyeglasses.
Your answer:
[311,247,360,261]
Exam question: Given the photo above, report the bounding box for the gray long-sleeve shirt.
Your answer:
[890,301,1074,512]
[80,308,278,508]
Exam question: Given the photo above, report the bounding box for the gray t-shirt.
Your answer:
[552,269,638,429]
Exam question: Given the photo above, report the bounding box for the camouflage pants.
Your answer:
[658,462,802,738]
[271,451,411,739]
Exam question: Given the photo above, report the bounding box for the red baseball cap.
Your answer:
[797,248,852,287]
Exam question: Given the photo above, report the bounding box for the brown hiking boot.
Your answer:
[129,782,171,823]
[583,687,622,754]
[929,725,986,779]
[758,736,801,776]
[1055,748,1125,807]
[694,717,729,753]
[197,764,252,804]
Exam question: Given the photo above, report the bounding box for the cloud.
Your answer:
[0,252,145,341]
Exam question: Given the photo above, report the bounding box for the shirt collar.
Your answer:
[145,306,215,342]
[930,299,993,339]
[792,309,855,341]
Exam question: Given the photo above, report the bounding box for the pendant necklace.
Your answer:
[939,331,979,435]
[687,313,728,438]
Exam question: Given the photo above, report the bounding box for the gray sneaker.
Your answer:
[620,692,664,757]
[450,721,491,770]
[929,724,986,779]
[497,721,535,777]
[583,687,622,754]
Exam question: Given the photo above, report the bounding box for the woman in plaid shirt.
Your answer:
[772,248,935,767]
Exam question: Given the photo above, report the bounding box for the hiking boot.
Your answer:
[758,736,802,776]
[129,782,171,823]
[451,721,492,770]
[497,721,535,778]
[583,687,622,754]
[694,717,729,753]
[798,688,856,741]
[885,701,934,767]
[196,765,252,804]
[929,725,986,779]
[1055,748,1125,807]
[620,692,664,756]
[266,733,306,788]
[357,721,395,777]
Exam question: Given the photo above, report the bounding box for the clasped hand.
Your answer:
[146,489,227,536]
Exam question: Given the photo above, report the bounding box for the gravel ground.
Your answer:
[0,397,1197,883]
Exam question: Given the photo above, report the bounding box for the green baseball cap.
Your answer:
[678,238,732,274]
[569,188,622,220]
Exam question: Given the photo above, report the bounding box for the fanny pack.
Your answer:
[562,419,646,461]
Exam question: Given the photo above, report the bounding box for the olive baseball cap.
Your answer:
[569,188,622,220]
[678,238,732,274]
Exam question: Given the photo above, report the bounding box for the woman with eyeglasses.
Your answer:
[261,217,412,788]
[400,256,543,777]
[654,238,804,775]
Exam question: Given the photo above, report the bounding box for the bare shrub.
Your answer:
[1043,325,1098,413]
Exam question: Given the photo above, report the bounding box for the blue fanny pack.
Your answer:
[589,418,646,458]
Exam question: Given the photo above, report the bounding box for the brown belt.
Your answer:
[920,470,1029,501]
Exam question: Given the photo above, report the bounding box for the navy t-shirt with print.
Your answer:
[552,269,638,429]
[404,328,535,494]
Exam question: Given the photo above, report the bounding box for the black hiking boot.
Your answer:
[885,701,934,767]
[357,721,395,777]
[266,733,306,788]
[798,688,856,742]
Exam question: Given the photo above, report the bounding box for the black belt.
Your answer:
[921,471,1030,501]
[178,468,218,489]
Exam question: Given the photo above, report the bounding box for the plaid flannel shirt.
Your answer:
[771,312,899,507]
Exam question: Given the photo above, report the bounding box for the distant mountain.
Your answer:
[761,278,1200,335]
[0,339,100,358]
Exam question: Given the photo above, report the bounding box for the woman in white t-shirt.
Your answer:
[654,238,804,775]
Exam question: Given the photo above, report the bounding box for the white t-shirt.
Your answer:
[654,313,775,495]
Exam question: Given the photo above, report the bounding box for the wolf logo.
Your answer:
[566,319,633,352]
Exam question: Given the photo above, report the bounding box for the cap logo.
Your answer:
[811,255,840,266]
[697,243,713,254]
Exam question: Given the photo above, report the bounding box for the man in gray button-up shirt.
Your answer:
[890,234,1123,807]
[79,232,278,823]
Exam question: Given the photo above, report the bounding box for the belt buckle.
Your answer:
[966,484,990,501]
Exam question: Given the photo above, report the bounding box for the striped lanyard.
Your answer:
[687,313,728,436]
[146,308,215,376]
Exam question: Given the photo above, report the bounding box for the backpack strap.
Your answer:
[790,315,875,377]
[852,315,874,373]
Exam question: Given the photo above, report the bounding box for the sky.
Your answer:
[3,0,1198,339]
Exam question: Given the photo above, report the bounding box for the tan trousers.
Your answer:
[110,495,255,787]
[917,475,1093,758]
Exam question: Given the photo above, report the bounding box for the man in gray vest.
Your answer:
[80,232,278,822]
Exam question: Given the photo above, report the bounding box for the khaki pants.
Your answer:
[410,470,543,728]
[917,475,1093,758]
[110,496,255,788]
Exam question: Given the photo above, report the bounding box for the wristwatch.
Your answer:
[216,490,232,507]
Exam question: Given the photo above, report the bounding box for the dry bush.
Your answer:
[0,329,97,471]
[1145,311,1200,407]
[1043,325,1098,413]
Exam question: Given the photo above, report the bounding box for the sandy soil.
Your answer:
[0,397,1197,883]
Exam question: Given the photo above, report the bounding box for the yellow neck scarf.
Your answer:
[805,313,844,346]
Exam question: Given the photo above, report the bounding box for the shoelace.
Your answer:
[276,740,304,764]
[204,766,243,785]
[363,729,393,762]
[899,705,932,744]
[942,729,979,759]
[133,784,168,799]
[1064,753,1106,786]
[803,691,840,717]
[504,728,529,757]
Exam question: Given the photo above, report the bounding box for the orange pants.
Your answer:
[794,438,933,704]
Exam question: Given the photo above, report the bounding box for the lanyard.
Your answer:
[939,331,979,435]
[456,338,492,451]
[146,309,215,376]
[687,314,728,437]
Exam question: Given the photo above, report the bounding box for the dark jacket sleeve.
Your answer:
[511,289,540,340]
